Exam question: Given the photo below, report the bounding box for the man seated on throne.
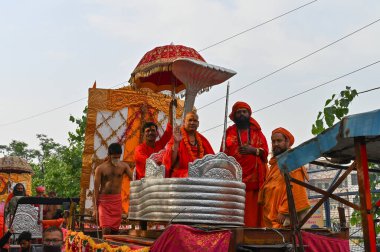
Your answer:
[163,111,214,178]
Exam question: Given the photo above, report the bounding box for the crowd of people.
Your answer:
[93,100,311,235]
[2,184,66,251]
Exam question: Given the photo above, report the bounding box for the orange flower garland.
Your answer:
[65,230,149,252]
[181,127,204,160]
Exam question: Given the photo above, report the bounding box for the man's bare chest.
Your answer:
[101,167,124,181]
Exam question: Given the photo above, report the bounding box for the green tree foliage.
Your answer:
[0,107,87,197]
[0,140,40,161]
[68,107,87,146]
[311,86,358,135]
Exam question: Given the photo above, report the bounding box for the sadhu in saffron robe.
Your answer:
[163,128,214,178]
[223,121,268,227]
[258,157,310,228]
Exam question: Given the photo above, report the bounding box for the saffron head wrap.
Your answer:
[36,186,46,193]
[272,127,295,147]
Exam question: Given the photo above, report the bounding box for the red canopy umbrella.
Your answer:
[129,44,236,116]
[129,44,206,93]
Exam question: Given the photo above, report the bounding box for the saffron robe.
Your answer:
[258,157,311,228]
[134,123,172,180]
[223,123,268,227]
[163,132,214,178]
[98,194,122,231]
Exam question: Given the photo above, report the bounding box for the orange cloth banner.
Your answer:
[80,86,184,215]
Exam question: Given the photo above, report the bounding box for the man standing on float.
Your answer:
[93,143,133,235]
[222,101,268,227]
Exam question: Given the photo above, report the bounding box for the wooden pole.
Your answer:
[354,137,376,251]
[284,172,304,252]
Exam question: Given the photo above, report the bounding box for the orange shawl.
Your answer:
[258,157,310,228]
[163,131,214,178]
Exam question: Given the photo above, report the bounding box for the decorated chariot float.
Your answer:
[0,43,377,251]
[73,44,380,251]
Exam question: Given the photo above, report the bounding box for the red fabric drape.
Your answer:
[150,224,231,252]
[301,231,349,252]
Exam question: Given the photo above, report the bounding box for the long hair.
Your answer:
[13,183,26,196]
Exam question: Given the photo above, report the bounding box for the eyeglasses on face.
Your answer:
[43,239,63,245]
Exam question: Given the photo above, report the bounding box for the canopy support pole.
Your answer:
[355,137,376,252]
[183,91,197,117]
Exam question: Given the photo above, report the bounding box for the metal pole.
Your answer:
[222,82,230,152]
[324,200,331,228]
[354,137,376,251]
[325,169,343,228]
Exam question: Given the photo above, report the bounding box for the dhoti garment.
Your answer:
[98,194,122,231]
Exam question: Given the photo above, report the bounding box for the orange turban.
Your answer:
[229,101,252,121]
[229,101,262,130]
[36,186,45,193]
[272,127,295,147]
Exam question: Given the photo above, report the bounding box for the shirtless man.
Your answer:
[93,143,132,235]
[44,191,61,220]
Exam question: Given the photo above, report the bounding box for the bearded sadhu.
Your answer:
[4,183,27,219]
[258,127,310,228]
[222,101,268,227]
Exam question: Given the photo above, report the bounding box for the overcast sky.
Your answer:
[1,0,379,152]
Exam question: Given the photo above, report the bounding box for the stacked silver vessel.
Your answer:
[128,152,246,226]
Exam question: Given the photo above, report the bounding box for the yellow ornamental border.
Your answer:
[66,231,150,252]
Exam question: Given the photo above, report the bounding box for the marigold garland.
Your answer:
[65,230,150,252]
[181,127,204,160]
